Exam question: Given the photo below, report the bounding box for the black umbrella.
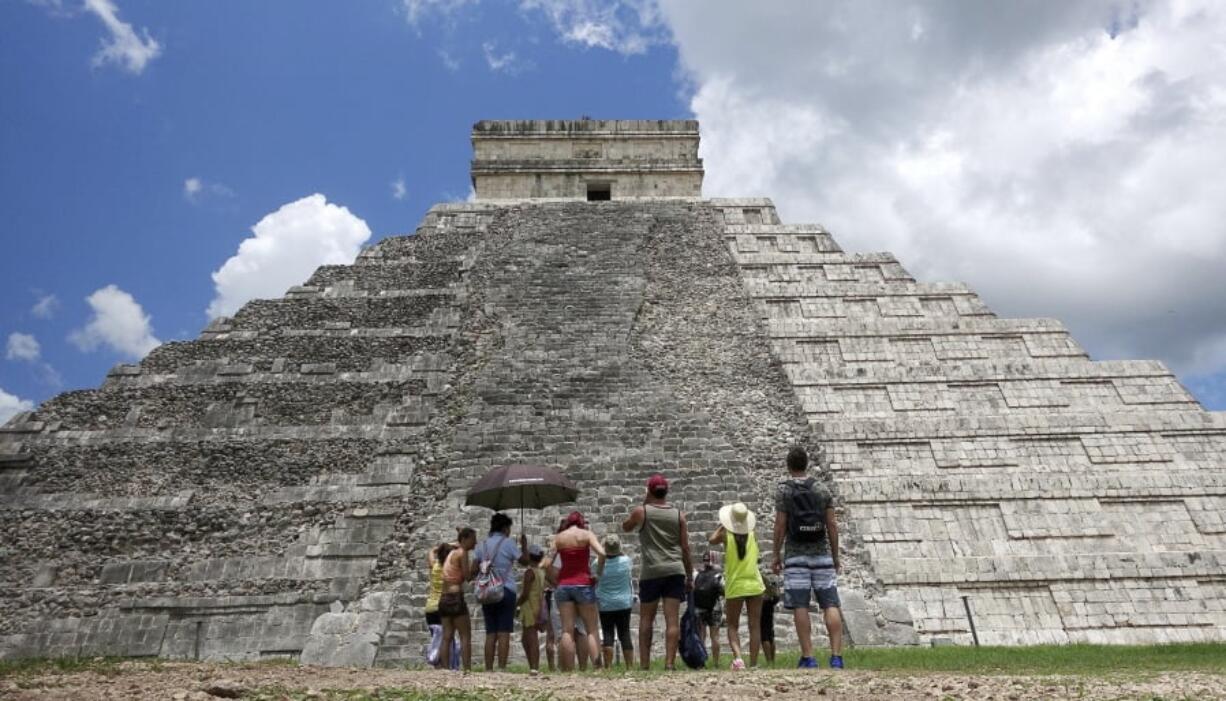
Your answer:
[465,464,579,512]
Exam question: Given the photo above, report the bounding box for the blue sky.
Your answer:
[0,0,686,416]
[2,1,1225,417]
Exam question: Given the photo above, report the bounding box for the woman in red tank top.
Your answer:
[543,511,606,671]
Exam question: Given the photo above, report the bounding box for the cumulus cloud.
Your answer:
[206,194,372,319]
[656,0,1226,380]
[69,284,160,359]
[30,294,59,319]
[6,333,40,362]
[0,388,34,425]
[391,176,408,200]
[83,0,161,74]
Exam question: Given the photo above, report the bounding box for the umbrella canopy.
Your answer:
[464,464,579,511]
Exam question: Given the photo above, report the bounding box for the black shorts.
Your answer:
[599,608,632,648]
[696,606,723,628]
[639,574,686,604]
[425,610,442,626]
[438,591,468,619]
[760,599,777,642]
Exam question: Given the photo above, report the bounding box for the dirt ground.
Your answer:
[3,661,1226,701]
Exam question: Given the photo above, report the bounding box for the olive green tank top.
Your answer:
[639,504,685,580]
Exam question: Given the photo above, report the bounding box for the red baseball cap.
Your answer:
[647,474,669,492]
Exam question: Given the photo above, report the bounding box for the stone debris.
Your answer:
[200,678,246,698]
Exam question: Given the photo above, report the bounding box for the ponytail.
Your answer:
[734,532,748,560]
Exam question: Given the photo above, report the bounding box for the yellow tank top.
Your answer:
[723,531,765,600]
[425,561,444,613]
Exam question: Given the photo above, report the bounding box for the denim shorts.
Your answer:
[782,555,840,610]
[481,588,518,633]
[554,584,597,606]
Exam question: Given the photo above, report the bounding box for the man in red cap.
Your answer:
[622,473,693,670]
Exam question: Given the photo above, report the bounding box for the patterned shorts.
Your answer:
[782,555,840,610]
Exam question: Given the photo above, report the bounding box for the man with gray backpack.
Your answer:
[771,446,844,670]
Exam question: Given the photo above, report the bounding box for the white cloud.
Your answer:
[6,333,41,362]
[183,176,233,203]
[658,0,1226,380]
[438,49,462,72]
[30,294,59,319]
[482,41,530,74]
[0,388,34,425]
[391,176,408,200]
[69,284,160,359]
[206,194,372,319]
[181,174,234,202]
[519,0,665,54]
[83,0,161,74]
[403,0,664,55]
[184,177,202,198]
[401,0,478,27]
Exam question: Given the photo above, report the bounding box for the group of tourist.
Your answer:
[423,446,844,673]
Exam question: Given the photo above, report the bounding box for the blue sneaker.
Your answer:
[797,656,818,669]
[829,655,844,669]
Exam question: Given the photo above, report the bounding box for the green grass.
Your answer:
[4,642,1224,686]
[488,642,1226,677]
[0,656,128,677]
[768,643,1226,676]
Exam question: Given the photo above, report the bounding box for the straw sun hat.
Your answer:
[718,502,756,535]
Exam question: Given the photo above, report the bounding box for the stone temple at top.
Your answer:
[1,119,1224,665]
[470,119,703,200]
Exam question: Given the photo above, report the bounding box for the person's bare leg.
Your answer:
[559,602,577,671]
[603,645,614,668]
[580,603,602,669]
[824,606,844,656]
[794,606,813,659]
[497,631,511,669]
[638,600,658,670]
[662,597,681,669]
[522,626,539,671]
[746,596,763,667]
[459,614,472,672]
[709,623,720,667]
[725,598,743,664]
[483,623,496,671]
[440,618,454,670]
[546,617,557,671]
[576,628,588,671]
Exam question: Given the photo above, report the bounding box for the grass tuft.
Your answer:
[0,656,127,678]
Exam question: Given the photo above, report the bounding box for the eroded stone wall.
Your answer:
[717,197,1226,646]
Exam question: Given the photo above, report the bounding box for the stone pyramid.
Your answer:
[1,120,1222,666]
